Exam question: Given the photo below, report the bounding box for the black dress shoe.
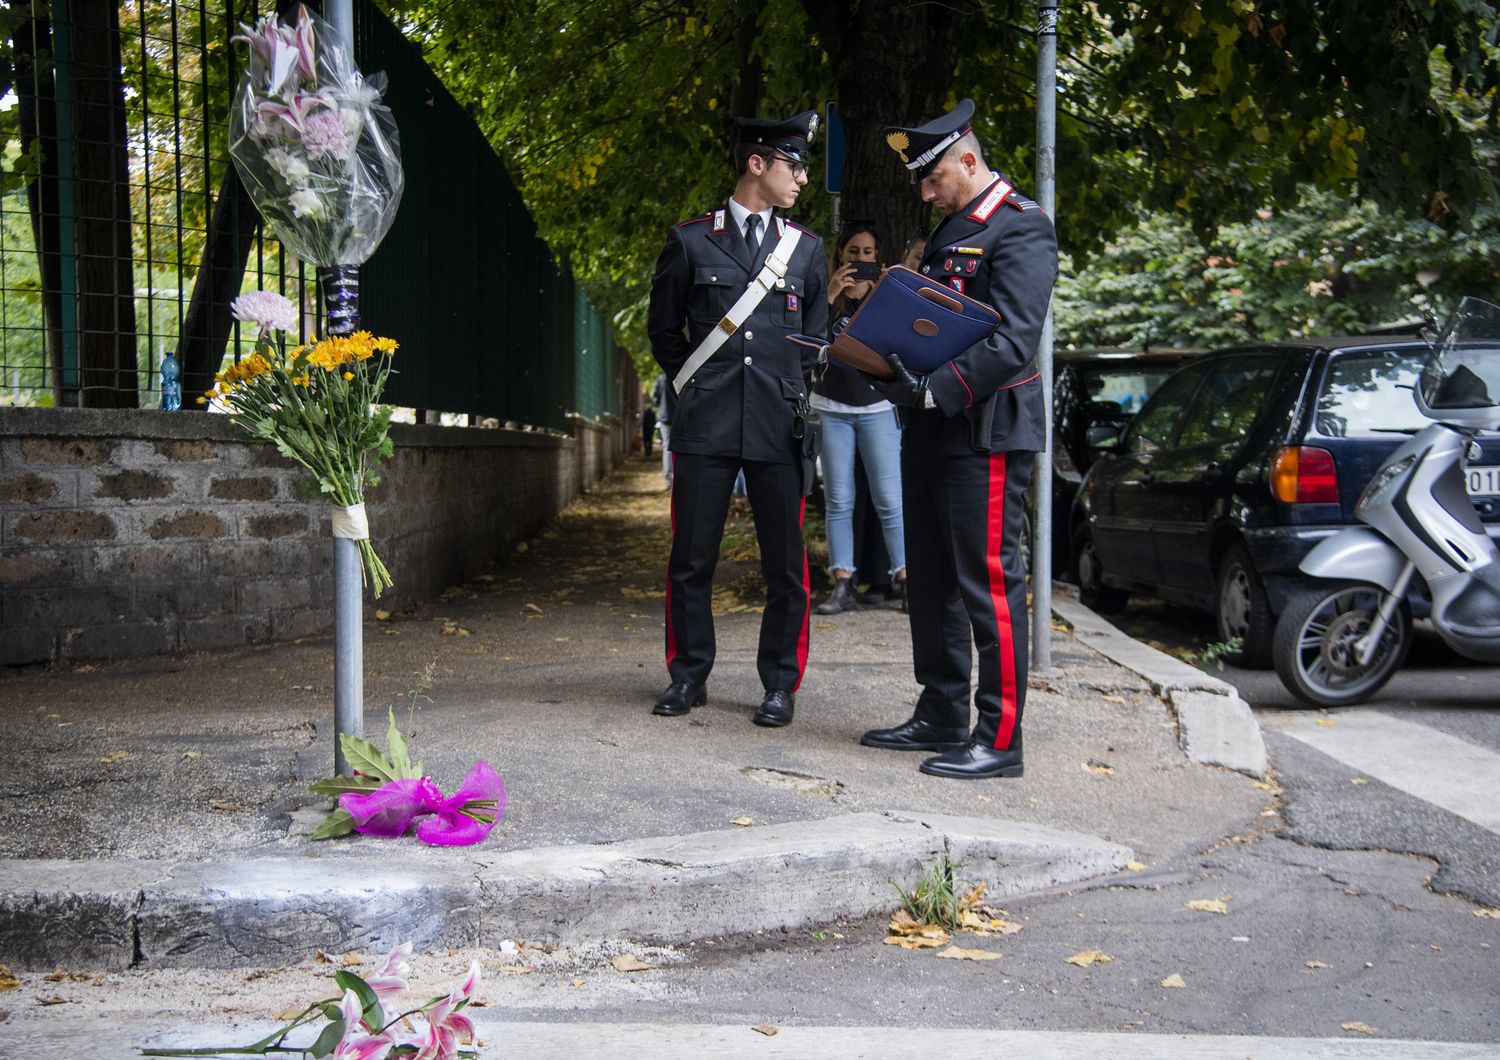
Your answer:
[753,689,795,727]
[919,740,1024,779]
[860,717,968,752]
[652,681,707,717]
[816,577,857,615]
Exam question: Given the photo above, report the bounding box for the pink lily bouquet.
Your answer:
[310,709,505,846]
[141,943,481,1059]
[229,4,403,268]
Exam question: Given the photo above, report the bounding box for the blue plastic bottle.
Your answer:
[160,351,181,411]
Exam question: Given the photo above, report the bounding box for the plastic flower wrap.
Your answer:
[206,291,398,596]
[229,4,403,269]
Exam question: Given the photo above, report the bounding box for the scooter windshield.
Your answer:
[1417,296,1500,430]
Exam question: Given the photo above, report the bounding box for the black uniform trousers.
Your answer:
[665,452,811,693]
[902,447,1034,751]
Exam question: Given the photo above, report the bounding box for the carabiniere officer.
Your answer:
[861,98,1059,779]
[646,109,830,728]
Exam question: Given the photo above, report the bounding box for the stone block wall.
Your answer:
[0,408,624,666]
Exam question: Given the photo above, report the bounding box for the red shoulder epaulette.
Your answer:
[967,179,1014,223]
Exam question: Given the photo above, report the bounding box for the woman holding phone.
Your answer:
[812,224,908,614]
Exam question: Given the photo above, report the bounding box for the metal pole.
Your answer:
[1031,0,1059,673]
[327,0,353,60]
[333,537,363,775]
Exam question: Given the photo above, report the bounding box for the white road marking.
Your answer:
[1275,710,1500,834]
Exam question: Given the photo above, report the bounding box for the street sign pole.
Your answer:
[1032,0,1059,673]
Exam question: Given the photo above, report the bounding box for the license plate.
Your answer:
[1467,465,1500,497]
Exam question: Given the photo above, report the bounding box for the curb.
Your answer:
[0,811,1131,971]
[1050,584,1269,778]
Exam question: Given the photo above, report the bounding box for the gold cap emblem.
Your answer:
[885,131,910,163]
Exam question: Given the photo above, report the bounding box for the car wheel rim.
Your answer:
[1220,564,1251,639]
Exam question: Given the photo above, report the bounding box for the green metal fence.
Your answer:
[1,0,622,429]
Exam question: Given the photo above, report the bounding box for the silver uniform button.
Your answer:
[743,330,753,341]
[922,265,931,274]
[776,278,786,288]
[744,356,753,365]
[710,275,718,282]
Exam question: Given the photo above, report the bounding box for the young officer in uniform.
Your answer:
[860,99,1058,778]
[646,110,830,728]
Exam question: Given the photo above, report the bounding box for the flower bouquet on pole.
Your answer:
[228,4,404,776]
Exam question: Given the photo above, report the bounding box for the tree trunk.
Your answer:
[179,164,260,404]
[11,3,68,400]
[802,0,966,260]
[69,0,139,407]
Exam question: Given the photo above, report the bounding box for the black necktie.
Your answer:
[744,214,762,266]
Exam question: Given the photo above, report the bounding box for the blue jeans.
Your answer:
[820,407,905,577]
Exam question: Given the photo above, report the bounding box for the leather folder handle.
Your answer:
[917,287,964,313]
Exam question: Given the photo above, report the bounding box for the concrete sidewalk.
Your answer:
[0,459,1268,970]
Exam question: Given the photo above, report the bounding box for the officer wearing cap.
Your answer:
[646,110,830,728]
[859,99,1058,779]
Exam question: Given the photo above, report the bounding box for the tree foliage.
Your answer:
[359,3,1500,371]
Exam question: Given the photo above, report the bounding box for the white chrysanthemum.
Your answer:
[289,187,325,219]
[230,291,299,334]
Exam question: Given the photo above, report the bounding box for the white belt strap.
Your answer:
[673,223,803,394]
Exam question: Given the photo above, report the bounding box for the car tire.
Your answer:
[1072,525,1129,614]
[1215,542,1274,669]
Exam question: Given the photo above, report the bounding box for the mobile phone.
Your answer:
[848,261,882,282]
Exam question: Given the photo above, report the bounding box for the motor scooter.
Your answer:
[1272,296,1500,706]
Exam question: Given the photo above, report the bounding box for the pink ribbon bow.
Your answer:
[338,761,504,847]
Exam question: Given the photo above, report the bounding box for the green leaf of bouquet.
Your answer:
[334,970,385,1031]
[311,807,357,841]
[385,707,422,780]
[338,734,397,782]
[307,775,383,797]
[389,1046,419,1057]
[308,1017,345,1059]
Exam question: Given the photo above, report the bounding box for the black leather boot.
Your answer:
[815,577,857,614]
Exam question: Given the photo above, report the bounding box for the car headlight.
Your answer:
[1355,454,1416,516]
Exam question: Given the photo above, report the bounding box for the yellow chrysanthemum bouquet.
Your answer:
[205,290,398,596]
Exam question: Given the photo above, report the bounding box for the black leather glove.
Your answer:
[866,353,929,407]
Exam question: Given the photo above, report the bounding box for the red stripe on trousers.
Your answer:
[986,453,1018,749]
[792,496,810,691]
[664,454,677,671]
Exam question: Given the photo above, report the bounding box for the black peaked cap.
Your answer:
[734,109,819,164]
[883,98,975,180]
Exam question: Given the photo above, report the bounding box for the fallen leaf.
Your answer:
[36,996,69,1006]
[958,910,1022,936]
[570,978,585,988]
[814,623,837,630]
[610,955,654,973]
[752,1025,779,1036]
[1305,960,1331,970]
[99,751,129,765]
[1315,719,1337,727]
[1125,861,1147,872]
[0,967,18,991]
[374,610,392,621]
[883,933,950,950]
[960,883,988,908]
[935,945,1002,961]
[1101,694,1126,704]
[493,966,537,975]
[1473,908,1500,919]
[210,801,247,813]
[731,817,754,827]
[181,751,201,760]
[1160,972,1185,988]
[245,966,285,981]
[44,971,90,983]
[1341,1021,1378,1035]
[1350,778,1368,786]
[1186,899,1229,915]
[1252,781,1277,792]
[524,602,544,615]
[1065,950,1114,967]
[314,951,334,964]
[341,952,363,967]
[1083,758,1115,776]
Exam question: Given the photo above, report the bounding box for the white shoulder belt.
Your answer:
[673,223,803,394]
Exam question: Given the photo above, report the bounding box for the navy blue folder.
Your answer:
[827,265,1001,379]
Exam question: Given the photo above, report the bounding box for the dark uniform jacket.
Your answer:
[648,206,830,464]
[904,175,1058,456]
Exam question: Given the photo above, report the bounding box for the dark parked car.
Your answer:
[1070,335,1500,667]
[1047,348,1202,572]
